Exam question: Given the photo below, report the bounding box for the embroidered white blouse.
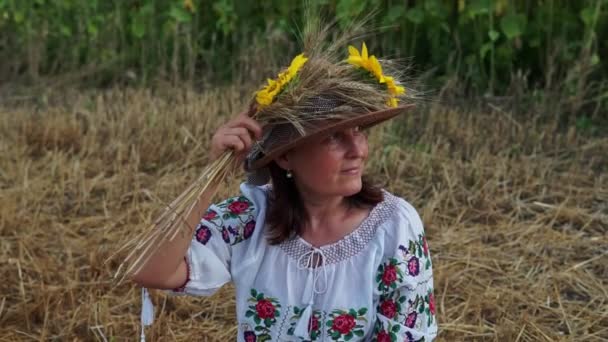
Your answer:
[168,182,437,341]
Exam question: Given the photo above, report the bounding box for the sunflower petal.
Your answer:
[348,45,360,58]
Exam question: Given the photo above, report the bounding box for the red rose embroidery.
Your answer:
[255,299,276,319]
[203,210,217,221]
[376,330,391,342]
[382,264,398,285]
[331,314,356,335]
[228,200,249,214]
[379,299,397,319]
[308,315,319,332]
[429,293,436,315]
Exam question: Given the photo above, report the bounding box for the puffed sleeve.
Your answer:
[372,198,438,341]
[170,192,260,297]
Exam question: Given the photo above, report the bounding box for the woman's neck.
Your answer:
[296,187,368,247]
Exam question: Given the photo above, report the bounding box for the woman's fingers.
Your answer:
[210,110,262,162]
[226,115,262,140]
[222,135,245,152]
[224,127,253,150]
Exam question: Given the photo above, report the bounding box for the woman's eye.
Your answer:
[323,132,341,145]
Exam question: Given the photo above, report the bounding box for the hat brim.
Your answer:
[249,104,415,170]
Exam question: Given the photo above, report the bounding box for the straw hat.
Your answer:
[244,40,417,185]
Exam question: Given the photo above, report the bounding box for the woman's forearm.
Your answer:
[130,183,219,289]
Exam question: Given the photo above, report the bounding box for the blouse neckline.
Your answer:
[279,190,399,267]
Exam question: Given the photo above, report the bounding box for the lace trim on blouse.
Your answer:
[279,190,399,266]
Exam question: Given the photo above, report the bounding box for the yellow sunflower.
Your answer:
[348,43,405,107]
[256,53,308,108]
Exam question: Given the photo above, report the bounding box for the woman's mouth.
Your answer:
[341,167,361,175]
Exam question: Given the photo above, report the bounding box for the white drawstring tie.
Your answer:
[293,247,328,339]
[140,287,154,342]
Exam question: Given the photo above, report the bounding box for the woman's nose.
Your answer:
[345,132,367,158]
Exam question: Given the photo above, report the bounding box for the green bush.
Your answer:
[0,0,605,108]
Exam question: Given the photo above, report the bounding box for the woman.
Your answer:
[132,42,437,341]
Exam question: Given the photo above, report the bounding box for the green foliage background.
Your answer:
[0,0,606,106]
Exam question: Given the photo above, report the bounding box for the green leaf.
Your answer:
[357,307,368,316]
[131,16,145,39]
[254,316,261,324]
[13,11,23,23]
[479,43,492,59]
[256,293,263,300]
[467,0,491,17]
[345,332,353,341]
[255,326,265,331]
[406,7,424,25]
[391,324,400,332]
[245,310,254,317]
[353,329,364,337]
[488,30,499,42]
[500,13,526,40]
[250,288,257,297]
[348,309,357,317]
[580,7,595,27]
[258,334,271,342]
[264,318,272,327]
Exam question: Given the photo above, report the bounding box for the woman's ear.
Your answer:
[274,153,291,171]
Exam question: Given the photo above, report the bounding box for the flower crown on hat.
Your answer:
[254,43,405,109]
[255,53,309,108]
[347,42,405,107]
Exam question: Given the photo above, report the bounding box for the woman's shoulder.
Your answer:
[198,183,269,246]
[375,189,425,241]
[208,183,269,215]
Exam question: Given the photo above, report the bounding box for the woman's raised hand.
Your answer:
[210,110,262,162]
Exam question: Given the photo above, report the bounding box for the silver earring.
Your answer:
[286,170,293,178]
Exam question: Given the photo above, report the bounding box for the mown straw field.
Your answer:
[0,88,606,341]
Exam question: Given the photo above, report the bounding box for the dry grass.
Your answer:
[0,87,606,341]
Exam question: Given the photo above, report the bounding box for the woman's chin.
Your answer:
[341,177,363,196]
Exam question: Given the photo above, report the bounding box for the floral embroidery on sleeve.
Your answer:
[398,233,431,272]
[373,320,421,342]
[326,308,368,341]
[194,223,212,245]
[373,232,436,340]
[377,258,404,292]
[201,196,257,246]
[244,289,282,341]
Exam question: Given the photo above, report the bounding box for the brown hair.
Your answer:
[264,161,384,245]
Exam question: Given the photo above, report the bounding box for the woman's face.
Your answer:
[278,126,369,199]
